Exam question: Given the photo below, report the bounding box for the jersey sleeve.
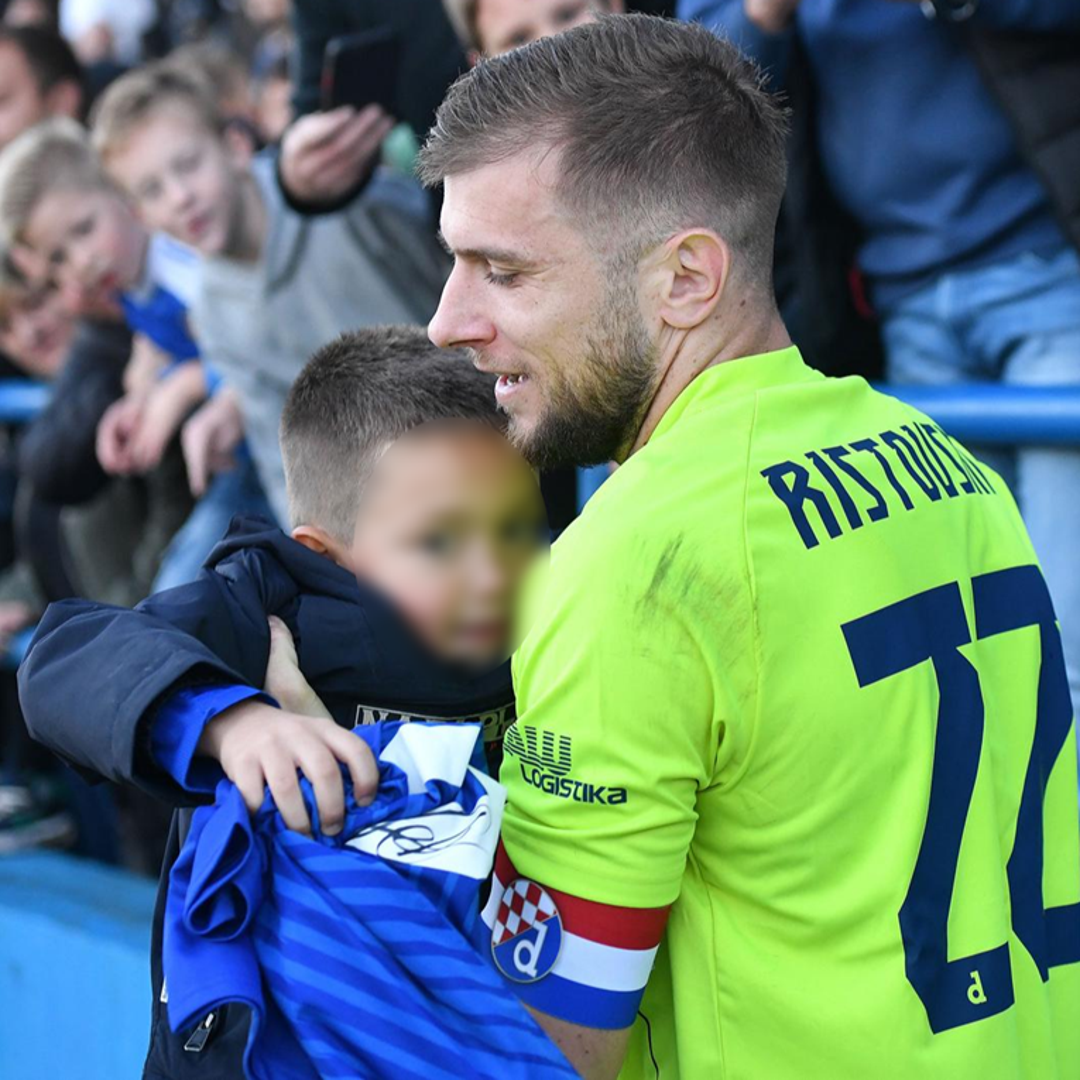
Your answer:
[491,531,744,1027]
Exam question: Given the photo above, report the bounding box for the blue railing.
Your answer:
[880,384,1080,447]
[0,379,50,424]
[577,382,1080,510]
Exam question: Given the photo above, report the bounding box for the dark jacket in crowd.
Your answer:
[681,0,1079,380]
[18,318,129,506]
[19,516,515,1078]
[967,27,1080,255]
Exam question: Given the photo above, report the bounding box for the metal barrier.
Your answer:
[0,379,50,425]
[878,384,1080,446]
[576,382,1080,509]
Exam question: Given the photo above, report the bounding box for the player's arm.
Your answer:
[484,538,730,1076]
[523,1010,630,1080]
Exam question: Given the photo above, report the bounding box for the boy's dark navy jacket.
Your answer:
[18,516,515,1079]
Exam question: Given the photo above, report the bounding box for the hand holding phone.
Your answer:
[321,28,402,116]
[279,105,395,206]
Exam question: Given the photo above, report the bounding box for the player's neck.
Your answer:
[621,308,792,462]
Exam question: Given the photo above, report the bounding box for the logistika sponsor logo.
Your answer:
[505,724,628,806]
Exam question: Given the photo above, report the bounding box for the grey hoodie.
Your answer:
[191,154,449,525]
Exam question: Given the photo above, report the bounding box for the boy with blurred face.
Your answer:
[0,25,83,152]
[21,326,548,1075]
[0,121,209,468]
[0,269,72,379]
[0,117,275,589]
[444,0,623,58]
[89,61,447,528]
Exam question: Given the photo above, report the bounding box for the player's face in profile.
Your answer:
[430,149,660,470]
[345,423,547,666]
[475,0,621,58]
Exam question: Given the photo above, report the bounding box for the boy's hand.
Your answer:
[124,335,169,396]
[129,363,208,474]
[264,616,333,720]
[96,394,147,475]
[181,389,245,497]
[197,699,378,837]
[279,106,394,206]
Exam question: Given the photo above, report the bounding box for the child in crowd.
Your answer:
[0,118,273,588]
[0,24,84,152]
[0,262,72,379]
[19,325,547,1073]
[90,62,448,526]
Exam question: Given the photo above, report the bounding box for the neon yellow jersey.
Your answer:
[483,347,1080,1079]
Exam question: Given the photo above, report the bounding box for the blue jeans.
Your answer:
[152,456,276,593]
[883,245,1080,734]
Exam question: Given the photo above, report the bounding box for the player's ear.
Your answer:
[654,229,730,331]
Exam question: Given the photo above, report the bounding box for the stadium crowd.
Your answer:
[3,0,1071,865]
[0,0,1077,1075]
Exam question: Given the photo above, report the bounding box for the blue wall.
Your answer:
[0,852,156,1078]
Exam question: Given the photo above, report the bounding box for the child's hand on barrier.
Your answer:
[96,393,147,475]
[197,698,378,837]
[181,388,245,497]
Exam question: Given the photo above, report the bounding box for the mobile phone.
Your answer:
[321,28,402,117]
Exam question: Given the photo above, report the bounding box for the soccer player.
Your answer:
[421,16,1080,1079]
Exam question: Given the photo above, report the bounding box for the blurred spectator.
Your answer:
[92,62,447,523]
[165,42,262,154]
[0,119,270,590]
[252,45,292,145]
[0,24,84,150]
[60,0,155,67]
[0,268,71,380]
[3,0,59,31]
[683,0,1080,717]
[444,0,625,58]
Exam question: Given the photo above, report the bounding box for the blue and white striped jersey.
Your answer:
[164,721,574,1080]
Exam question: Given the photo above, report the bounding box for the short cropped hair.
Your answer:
[0,118,109,246]
[0,25,84,105]
[91,60,222,161]
[419,15,789,289]
[280,326,503,539]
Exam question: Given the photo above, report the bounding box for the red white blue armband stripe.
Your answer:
[479,841,670,1029]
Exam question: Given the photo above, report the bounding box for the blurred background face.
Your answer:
[475,0,621,57]
[0,39,48,149]
[344,424,547,666]
[105,105,243,256]
[0,281,72,378]
[23,186,146,314]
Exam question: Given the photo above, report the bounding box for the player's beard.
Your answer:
[508,274,660,471]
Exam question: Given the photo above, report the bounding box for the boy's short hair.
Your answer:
[280,326,502,539]
[0,117,109,245]
[0,25,84,106]
[91,60,223,161]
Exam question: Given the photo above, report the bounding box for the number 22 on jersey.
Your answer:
[842,564,1080,1034]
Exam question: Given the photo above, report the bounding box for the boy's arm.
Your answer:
[20,585,379,828]
[18,567,275,802]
